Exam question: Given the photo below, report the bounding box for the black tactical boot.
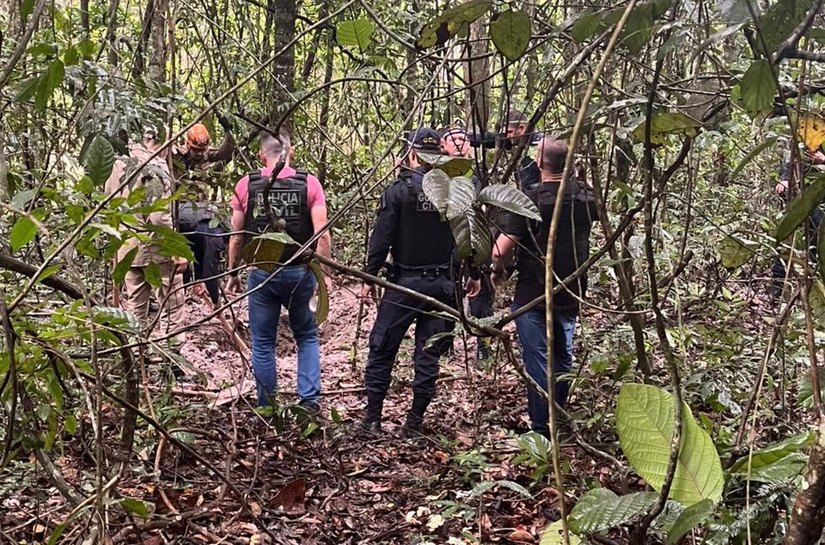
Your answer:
[357,394,384,435]
[402,396,430,438]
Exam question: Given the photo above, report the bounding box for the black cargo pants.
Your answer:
[364,274,456,400]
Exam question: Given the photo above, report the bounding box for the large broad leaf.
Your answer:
[113,247,139,285]
[422,170,476,220]
[10,216,37,252]
[570,10,603,43]
[568,488,658,534]
[35,59,64,112]
[620,0,663,53]
[797,113,825,153]
[417,153,473,178]
[144,224,195,261]
[416,0,493,49]
[119,497,150,520]
[719,236,756,269]
[616,384,724,507]
[93,306,141,333]
[631,112,701,145]
[740,60,777,117]
[477,183,541,221]
[775,177,825,241]
[450,207,491,266]
[540,521,581,545]
[665,499,715,544]
[336,19,374,52]
[308,259,329,325]
[490,10,531,62]
[84,135,115,186]
[718,0,756,24]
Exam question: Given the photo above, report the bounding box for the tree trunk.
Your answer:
[148,0,168,84]
[464,17,490,135]
[784,425,825,545]
[270,0,296,132]
[131,0,156,80]
[80,0,90,38]
[318,32,334,187]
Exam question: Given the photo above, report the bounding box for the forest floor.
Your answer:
[1,276,778,544]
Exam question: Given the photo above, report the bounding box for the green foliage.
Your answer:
[739,60,777,117]
[757,0,809,55]
[730,137,777,179]
[616,384,724,507]
[422,170,476,220]
[449,207,491,266]
[490,10,531,62]
[10,216,38,252]
[631,112,702,145]
[84,135,116,186]
[416,0,493,49]
[336,19,375,53]
[729,432,812,483]
[540,521,582,545]
[719,236,756,269]
[665,499,716,544]
[119,497,150,520]
[308,259,329,325]
[568,488,658,534]
[774,176,825,241]
[477,184,541,221]
[513,432,552,480]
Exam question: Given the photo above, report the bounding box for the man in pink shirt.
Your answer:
[226,130,332,410]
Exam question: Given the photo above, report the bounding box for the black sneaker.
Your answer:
[401,413,424,438]
[356,417,382,435]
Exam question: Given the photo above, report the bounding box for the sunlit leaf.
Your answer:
[422,170,476,220]
[797,113,825,153]
[477,184,541,221]
[617,383,724,507]
[719,236,756,269]
[490,10,531,62]
[10,216,37,252]
[336,18,374,52]
[119,498,150,520]
[539,521,581,545]
[631,112,702,145]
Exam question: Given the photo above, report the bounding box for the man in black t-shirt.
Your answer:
[489,138,596,437]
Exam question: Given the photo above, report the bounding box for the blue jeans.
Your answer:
[513,306,578,436]
[247,266,320,407]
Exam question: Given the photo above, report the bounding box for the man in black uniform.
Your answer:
[359,127,479,436]
[501,109,541,191]
[490,137,596,436]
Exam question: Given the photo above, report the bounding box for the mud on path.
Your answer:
[1,282,617,545]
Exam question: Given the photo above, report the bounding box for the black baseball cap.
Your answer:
[405,127,441,153]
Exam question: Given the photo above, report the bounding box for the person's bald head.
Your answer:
[537,137,568,174]
[259,129,292,164]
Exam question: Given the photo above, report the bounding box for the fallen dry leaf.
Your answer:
[432,451,450,464]
[508,526,534,543]
[270,479,306,515]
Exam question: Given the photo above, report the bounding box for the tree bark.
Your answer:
[148,0,168,83]
[131,0,156,80]
[270,0,296,131]
[784,425,825,545]
[80,0,90,38]
[464,17,490,134]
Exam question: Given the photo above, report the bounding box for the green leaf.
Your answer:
[477,183,541,221]
[119,498,150,521]
[35,264,62,285]
[730,432,814,474]
[10,216,37,252]
[417,153,473,178]
[730,137,777,179]
[631,112,702,145]
[15,76,40,103]
[11,188,36,209]
[775,177,825,241]
[63,45,80,66]
[144,262,162,288]
[93,306,141,333]
[450,207,491,266]
[336,18,374,53]
[621,2,656,53]
[21,0,35,22]
[144,224,195,262]
[740,60,777,117]
[666,498,715,544]
[819,219,825,284]
[114,247,139,285]
[570,11,602,43]
[490,10,531,62]
[719,236,756,269]
[254,231,298,245]
[496,479,533,498]
[84,135,116,186]
[46,522,68,545]
[416,0,493,50]
[569,488,658,534]
[28,42,57,57]
[35,59,65,111]
[422,170,476,220]
[540,521,581,545]
[616,383,724,507]
[308,259,329,325]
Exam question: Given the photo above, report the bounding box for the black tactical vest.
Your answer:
[393,169,455,268]
[244,169,315,263]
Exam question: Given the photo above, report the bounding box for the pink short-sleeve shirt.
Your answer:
[230,165,326,214]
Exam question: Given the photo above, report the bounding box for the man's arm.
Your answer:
[365,186,399,278]
[310,205,333,277]
[208,132,235,163]
[226,208,246,287]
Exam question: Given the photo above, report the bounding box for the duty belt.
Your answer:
[393,264,453,278]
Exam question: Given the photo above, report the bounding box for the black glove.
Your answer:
[217,111,232,131]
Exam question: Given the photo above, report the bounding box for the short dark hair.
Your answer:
[260,129,290,159]
[505,109,528,126]
[539,138,568,174]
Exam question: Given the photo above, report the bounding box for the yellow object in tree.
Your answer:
[797,113,825,152]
